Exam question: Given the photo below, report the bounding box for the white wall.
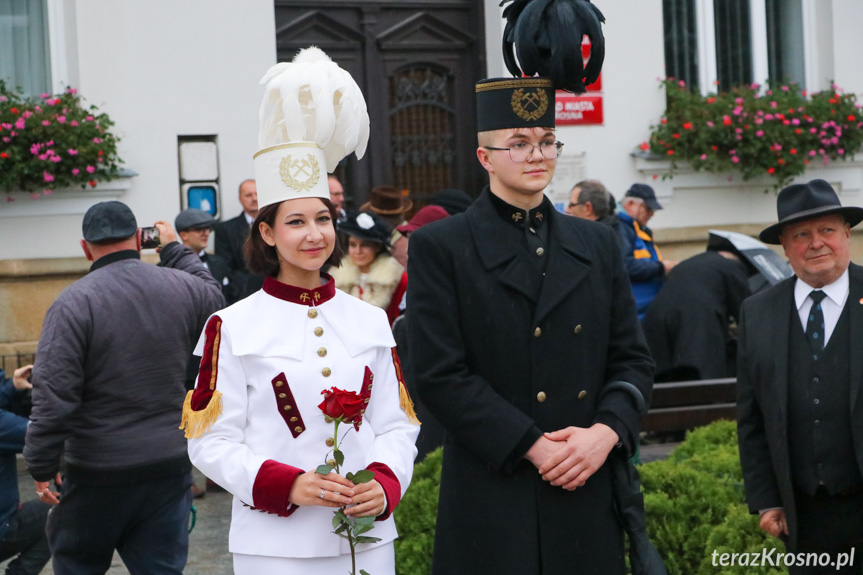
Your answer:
[0,0,276,260]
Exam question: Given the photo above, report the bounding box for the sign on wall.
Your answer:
[555,40,603,126]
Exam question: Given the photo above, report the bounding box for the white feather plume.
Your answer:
[258,46,370,172]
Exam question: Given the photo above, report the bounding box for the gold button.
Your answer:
[290,416,298,422]
[322,367,332,377]
[534,327,541,338]
[369,374,374,381]
[537,391,547,403]
[294,426,303,433]
[368,384,373,391]
[275,381,284,387]
[317,347,327,357]
[364,398,370,404]
[578,390,587,400]
[574,325,582,334]
[283,405,291,411]
[325,437,335,447]
[314,327,324,337]
[278,393,286,398]
[360,409,366,414]
[536,247,545,257]
[308,309,318,319]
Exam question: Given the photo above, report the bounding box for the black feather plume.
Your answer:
[500,0,606,93]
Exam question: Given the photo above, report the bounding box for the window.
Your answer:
[0,0,51,97]
[663,0,805,93]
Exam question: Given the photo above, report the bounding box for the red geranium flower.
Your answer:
[639,142,649,151]
[682,122,693,130]
[319,386,365,428]
[0,152,8,159]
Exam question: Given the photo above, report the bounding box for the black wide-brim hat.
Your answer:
[759,179,863,244]
[337,211,392,247]
[476,77,556,132]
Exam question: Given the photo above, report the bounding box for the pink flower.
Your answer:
[41,120,51,126]
[756,130,764,137]
[92,137,103,144]
[43,189,52,196]
[731,156,740,164]
[0,96,6,102]
[46,141,53,146]
[765,114,774,121]
[31,192,41,200]
[43,171,54,183]
[678,80,686,87]
[86,165,96,173]
[57,116,66,123]
[839,148,845,155]
[22,111,32,119]
[14,118,25,130]
[85,115,94,122]
[733,107,743,116]
[729,150,737,155]
[66,88,77,95]
[38,154,47,160]
[706,121,715,127]
[68,149,78,155]
[1,124,10,130]
[792,118,800,125]
[2,137,9,143]
[72,168,80,175]
[751,83,761,90]
[40,93,49,99]
[809,150,817,157]
[735,128,743,134]
[781,85,790,92]
[30,143,42,154]
[810,128,818,134]
[770,101,778,108]
[70,120,78,127]
[735,97,744,104]
[51,156,61,163]
[700,154,707,160]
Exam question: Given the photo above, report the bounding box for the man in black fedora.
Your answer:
[738,178,863,573]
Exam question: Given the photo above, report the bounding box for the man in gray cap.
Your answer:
[24,201,224,574]
[617,183,678,319]
[738,179,863,573]
[175,208,233,302]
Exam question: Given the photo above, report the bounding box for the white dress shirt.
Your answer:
[794,268,850,347]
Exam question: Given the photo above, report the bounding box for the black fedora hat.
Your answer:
[759,179,863,244]
[338,211,392,247]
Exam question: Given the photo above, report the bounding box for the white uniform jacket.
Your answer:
[186,276,419,558]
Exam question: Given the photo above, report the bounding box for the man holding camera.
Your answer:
[24,201,224,574]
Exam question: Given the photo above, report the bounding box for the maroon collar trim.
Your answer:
[263,274,336,306]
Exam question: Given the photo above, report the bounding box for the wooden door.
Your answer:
[274,1,486,209]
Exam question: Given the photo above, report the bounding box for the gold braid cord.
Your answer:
[399,382,420,425]
[180,389,223,439]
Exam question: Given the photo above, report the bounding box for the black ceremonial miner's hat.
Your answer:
[476,77,556,132]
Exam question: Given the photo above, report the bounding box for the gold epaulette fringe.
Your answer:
[179,390,223,439]
[399,381,421,425]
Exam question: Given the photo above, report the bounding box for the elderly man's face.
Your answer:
[239,181,258,216]
[780,213,851,288]
[328,178,345,212]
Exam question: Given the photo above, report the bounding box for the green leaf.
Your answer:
[354,524,374,536]
[345,471,355,482]
[356,536,382,545]
[334,449,345,467]
[359,569,372,575]
[316,464,333,475]
[334,523,348,534]
[354,515,376,528]
[335,509,349,523]
[351,470,375,484]
[332,514,343,530]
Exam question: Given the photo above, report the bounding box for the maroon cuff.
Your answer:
[252,459,304,517]
[366,462,401,521]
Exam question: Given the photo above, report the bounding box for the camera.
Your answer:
[141,227,161,250]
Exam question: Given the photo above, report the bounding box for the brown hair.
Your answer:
[244,198,343,277]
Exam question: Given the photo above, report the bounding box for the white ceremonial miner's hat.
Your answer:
[254,47,370,209]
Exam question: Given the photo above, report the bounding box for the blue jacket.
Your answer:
[0,372,28,539]
[616,210,664,319]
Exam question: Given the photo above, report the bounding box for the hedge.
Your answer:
[394,421,785,575]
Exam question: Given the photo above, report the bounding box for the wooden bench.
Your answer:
[642,377,737,434]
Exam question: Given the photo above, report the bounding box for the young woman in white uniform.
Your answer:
[181,48,419,575]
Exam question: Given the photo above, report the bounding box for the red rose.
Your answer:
[89,180,97,188]
[682,122,693,130]
[0,152,7,159]
[318,387,365,425]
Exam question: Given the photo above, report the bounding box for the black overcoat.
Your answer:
[737,263,863,550]
[407,189,654,575]
[642,251,749,380]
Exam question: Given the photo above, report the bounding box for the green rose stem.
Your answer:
[316,415,378,575]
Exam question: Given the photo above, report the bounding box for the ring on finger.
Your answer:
[319,489,326,499]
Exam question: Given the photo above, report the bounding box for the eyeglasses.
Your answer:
[484,140,564,162]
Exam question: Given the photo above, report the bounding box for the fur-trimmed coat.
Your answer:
[331,254,405,320]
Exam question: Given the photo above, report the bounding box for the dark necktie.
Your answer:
[805,290,827,358]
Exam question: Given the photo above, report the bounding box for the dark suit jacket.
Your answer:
[407,188,654,575]
[214,212,263,304]
[737,262,863,550]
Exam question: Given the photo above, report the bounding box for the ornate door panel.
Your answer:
[274,1,485,208]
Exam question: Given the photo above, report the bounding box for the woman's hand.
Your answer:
[289,470,355,508]
[344,479,385,517]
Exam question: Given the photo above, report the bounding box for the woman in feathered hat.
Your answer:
[331,211,408,326]
[182,47,419,574]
